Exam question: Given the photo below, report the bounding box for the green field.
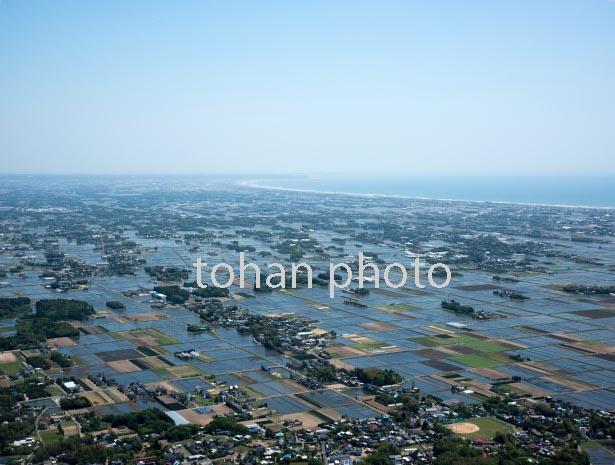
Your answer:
[464,341,508,353]
[0,361,23,375]
[152,368,173,379]
[46,384,67,396]
[448,418,514,439]
[351,341,387,350]
[148,329,179,345]
[449,354,503,368]
[40,429,62,444]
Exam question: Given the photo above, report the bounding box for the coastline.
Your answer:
[239,179,615,210]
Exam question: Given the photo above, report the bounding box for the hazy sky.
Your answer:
[0,0,614,175]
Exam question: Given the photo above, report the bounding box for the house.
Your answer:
[63,381,78,391]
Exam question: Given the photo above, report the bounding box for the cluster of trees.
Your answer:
[352,287,370,296]
[432,433,589,465]
[32,435,109,465]
[51,351,73,367]
[203,415,250,436]
[103,408,175,436]
[14,377,53,400]
[301,364,403,386]
[26,355,50,370]
[253,271,325,291]
[253,277,275,292]
[431,267,462,278]
[433,436,498,465]
[153,284,190,304]
[273,239,312,262]
[378,391,420,421]
[166,424,201,441]
[35,299,95,320]
[106,300,126,310]
[184,281,230,298]
[441,299,475,314]
[0,299,95,350]
[226,241,256,253]
[493,290,529,300]
[60,396,92,410]
[361,442,400,465]
[0,412,35,455]
[314,272,341,285]
[0,386,23,409]
[0,297,31,318]
[239,314,284,351]
[78,411,104,433]
[456,235,548,269]
[83,409,197,442]
[587,411,615,438]
[562,284,615,295]
[483,398,589,445]
[145,265,190,281]
[351,367,402,386]
[187,323,210,333]
[7,318,78,349]
[304,362,338,383]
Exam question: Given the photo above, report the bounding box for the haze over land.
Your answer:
[0,0,614,175]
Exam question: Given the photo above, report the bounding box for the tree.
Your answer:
[361,442,400,465]
[106,301,126,310]
[204,416,249,436]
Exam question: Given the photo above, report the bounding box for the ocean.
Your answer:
[243,175,615,208]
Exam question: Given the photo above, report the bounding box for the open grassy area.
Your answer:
[40,429,62,444]
[148,329,179,345]
[0,361,23,375]
[152,368,173,379]
[448,418,514,439]
[351,341,386,350]
[464,341,509,353]
[46,384,67,396]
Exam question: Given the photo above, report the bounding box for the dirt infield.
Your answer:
[446,418,514,439]
[0,352,18,364]
[106,360,140,373]
[448,422,480,434]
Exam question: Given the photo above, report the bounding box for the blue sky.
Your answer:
[0,0,613,175]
